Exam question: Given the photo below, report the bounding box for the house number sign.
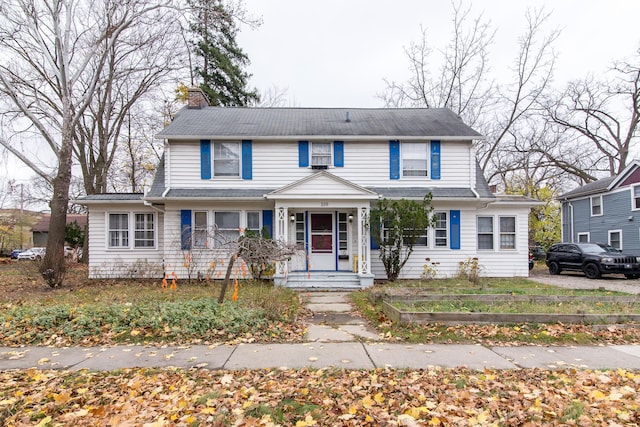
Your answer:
[320,202,329,207]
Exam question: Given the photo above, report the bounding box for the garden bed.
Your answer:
[381,293,640,325]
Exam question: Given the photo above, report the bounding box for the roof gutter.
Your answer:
[155,135,483,142]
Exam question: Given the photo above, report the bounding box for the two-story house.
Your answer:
[559,160,640,253]
[79,88,536,288]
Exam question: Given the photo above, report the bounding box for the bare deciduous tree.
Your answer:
[0,0,177,286]
[380,1,495,129]
[541,51,640,181]
[380,3,559,193]
[74,6,184,195]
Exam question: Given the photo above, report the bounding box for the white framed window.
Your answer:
[246,211,261,236]
[632,185,640,210]
[193,211,209,248]
[591,195,602,216]
[402,226,428,246]
[609,230,622,250]
[402,142,428,177]
[214,211,240,246]
[311,142,332,166]
[213,141,240,177]
[577,232,590,243]
[434,211,448,247]
[108,213,129,248]
[499,216,516,249]
[108,212,155,249]
[477,216,494,250]
[134,213,155,248]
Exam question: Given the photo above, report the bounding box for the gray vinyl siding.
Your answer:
[568,188,640,253]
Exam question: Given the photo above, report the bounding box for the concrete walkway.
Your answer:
[2,292,640,371]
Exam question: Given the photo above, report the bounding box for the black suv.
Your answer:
[546,242,640,279]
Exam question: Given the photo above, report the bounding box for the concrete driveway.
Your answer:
[528,265,640,294]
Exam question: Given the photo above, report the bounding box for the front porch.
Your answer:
[265,171,379,289]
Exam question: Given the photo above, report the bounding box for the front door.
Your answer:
[310,213,335,270]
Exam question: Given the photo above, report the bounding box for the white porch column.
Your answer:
[358,205,371,275]
[275,205,289,277]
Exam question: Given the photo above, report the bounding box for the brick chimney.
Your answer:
[187,87,209,109]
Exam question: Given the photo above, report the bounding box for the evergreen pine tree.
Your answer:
[188,0,259,106]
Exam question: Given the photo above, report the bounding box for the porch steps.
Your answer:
[285,272,362,289]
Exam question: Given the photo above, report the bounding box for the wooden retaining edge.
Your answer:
[382,294,640,304]
[381,301,640,325]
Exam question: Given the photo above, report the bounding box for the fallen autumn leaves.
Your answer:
[1,367,639,426]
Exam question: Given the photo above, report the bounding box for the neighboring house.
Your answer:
[32,213,87,247]
[559,160,640,253]
[77,88,537,288]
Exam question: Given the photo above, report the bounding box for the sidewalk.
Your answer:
[2,292,640,371]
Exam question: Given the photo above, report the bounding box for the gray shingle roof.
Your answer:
[77,194,143,202]
[156,107,483,140]
[367,187,478,199]
[559,176,615,199]
[157,188,275,199]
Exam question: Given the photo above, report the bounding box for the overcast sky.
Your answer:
[4,0,640,200]
[238,0,640,107]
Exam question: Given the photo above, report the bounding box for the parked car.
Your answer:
[529,246,546,260]
[17,247,46,261]
[595,242,622,253]
[10,249,23,259]
[545,242,640,279]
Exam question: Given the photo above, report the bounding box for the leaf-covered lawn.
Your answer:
[1,367,639,426]
[0,264,307,346]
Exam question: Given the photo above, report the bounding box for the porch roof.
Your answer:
[368,187,482,199]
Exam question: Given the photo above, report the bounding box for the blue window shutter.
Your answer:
[200,140,211,179]
[242,140,252,180]
[431,140,441,180]
[298,141,309,167]
[371,235,380,250]
[389,140,400,180]
[180,210,192,250]
[450,210,460,250]
[370,223,380,250]
[262,210,273,238]
[334,141,344,167]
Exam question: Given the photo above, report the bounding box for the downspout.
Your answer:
[569,202,574,243]
[141,186,164,213]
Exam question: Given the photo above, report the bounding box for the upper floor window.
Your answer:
[591,195,602,216]
[390,140,439,180]
[402,142,428,177]
[633,185,640,210]
[214,142,240,177]
[311,142,332,167]
[499,216,516,249]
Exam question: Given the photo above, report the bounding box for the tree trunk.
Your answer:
[217,253,237,303]
[40,119,74,287]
